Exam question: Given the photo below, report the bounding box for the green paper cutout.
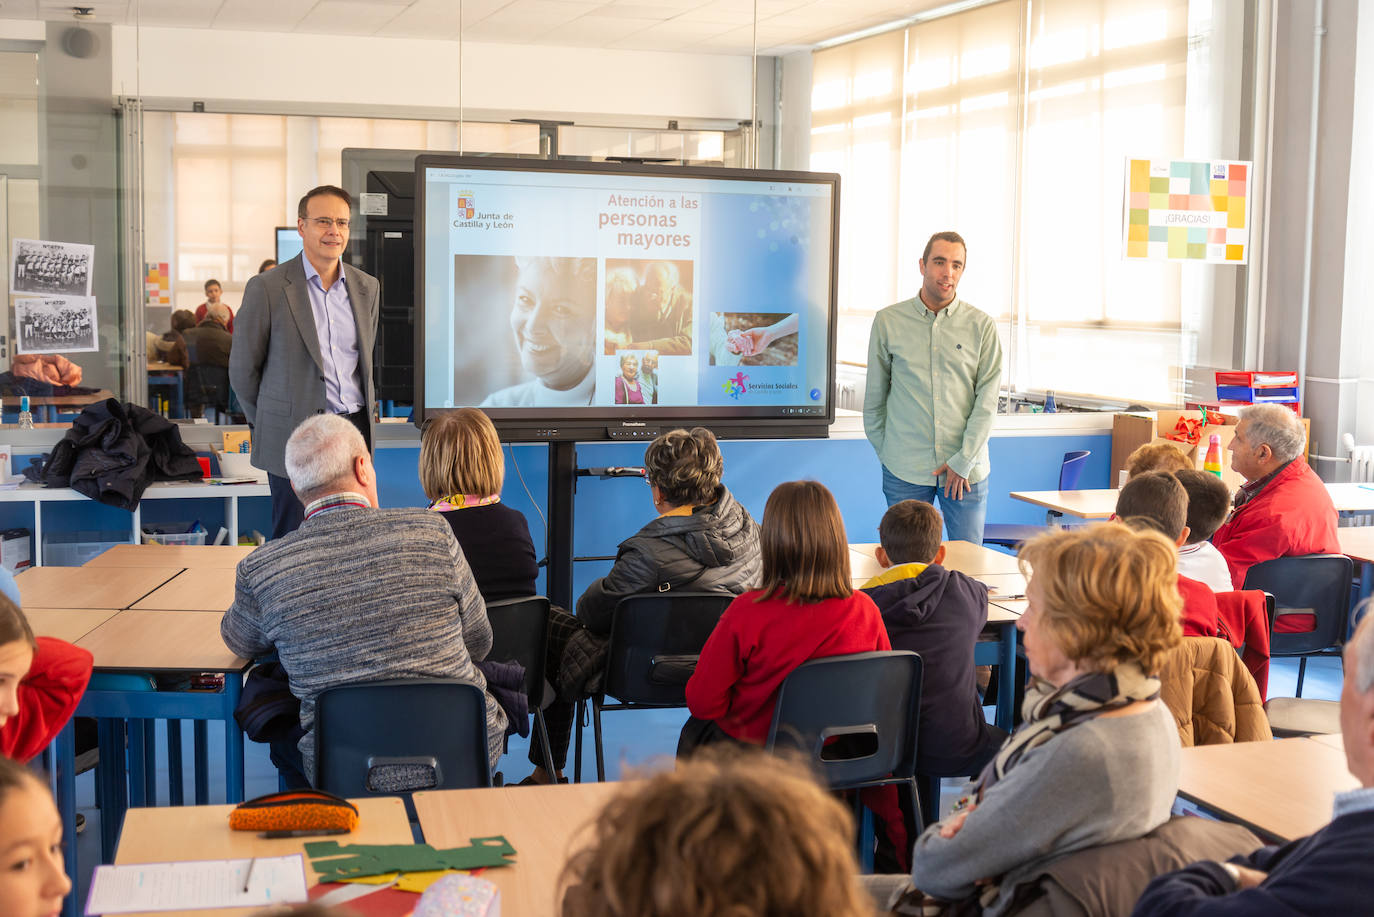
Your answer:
[306,836,516,882]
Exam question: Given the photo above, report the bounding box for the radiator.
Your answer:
[835,379,863,412]
[1344,434,1373,526]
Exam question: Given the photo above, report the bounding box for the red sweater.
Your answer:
[0,637,93,763]
[685,589,891,744]
[1212,459,1340,589]
[1178,574,1221,638]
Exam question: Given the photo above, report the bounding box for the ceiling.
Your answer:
[4,0,946,55]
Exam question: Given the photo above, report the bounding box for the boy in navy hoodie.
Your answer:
[861,501,1007,812]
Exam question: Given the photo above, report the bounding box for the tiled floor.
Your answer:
[68,655,1347,906]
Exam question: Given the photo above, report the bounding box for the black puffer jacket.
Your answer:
[576,485,760,635]
[39,398,203,509]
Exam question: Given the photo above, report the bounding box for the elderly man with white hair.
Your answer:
[1132,611,1374,914]
[1211,403,1339,588]
[221,414,506,787]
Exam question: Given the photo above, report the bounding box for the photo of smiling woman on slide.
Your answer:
[450,255,597,408]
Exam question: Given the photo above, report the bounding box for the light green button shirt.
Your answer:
[864,296,1003,486]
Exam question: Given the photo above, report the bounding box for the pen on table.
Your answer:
[242,857,256,893]
[258,827,351,839]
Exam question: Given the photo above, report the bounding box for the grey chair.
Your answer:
[574,591,734,783]
[485,595,557,777]
[1243,554,1353,696]
[766,650,924,872]
[314,679,492,798]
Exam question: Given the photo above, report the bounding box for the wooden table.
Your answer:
[413,782,622,916]
[16,565,181,609]
[1326,483,1374,514]
[1014,483,1374,523]
[1,388,115,422]
[1010,489,1118,524]
[23,607,119,642]
[113,796,413,917]
[1338,526,1374,603]
[87,543,256,569]
[51,607,254,912]
[131,567,237,612]
[1310,732,1345,752]
[76,609,246,671]
[974,572,1027,598]
[1177,737,1357,842]
[849,539,1022,584]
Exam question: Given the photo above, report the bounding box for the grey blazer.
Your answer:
[229,254,379,478]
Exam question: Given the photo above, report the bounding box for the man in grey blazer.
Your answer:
[230,185,379,538]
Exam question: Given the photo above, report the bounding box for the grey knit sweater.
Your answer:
[221,501,506,782]
[910,701,1180,915]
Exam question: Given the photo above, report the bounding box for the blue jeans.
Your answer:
[881,464,989,545]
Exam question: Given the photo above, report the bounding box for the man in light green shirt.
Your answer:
[864,231,1002,543]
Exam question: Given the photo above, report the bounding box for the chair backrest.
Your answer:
[1242,554,1354,656]
[314,679,492,797]
[485,595,551,708]
[1058,450,1092,490]
[603,591,735,706]
[186,363,231,411]
[766,651,923,788]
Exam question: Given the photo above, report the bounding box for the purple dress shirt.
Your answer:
[303,257,364,414]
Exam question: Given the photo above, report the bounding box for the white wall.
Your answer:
[1347,2,1374,445]
[778,49,812,172]
[110,26,753,124]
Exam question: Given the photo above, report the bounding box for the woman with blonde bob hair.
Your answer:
[419,407,537,602]
[681,480,890,752]
[883,523,1184,915]
[559,750,872,917]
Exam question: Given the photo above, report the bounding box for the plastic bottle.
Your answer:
[1204,433,1224,477]
[1044,390,1057,413]
[17,396,33,430]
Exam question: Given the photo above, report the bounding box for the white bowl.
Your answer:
[215,449,268,483]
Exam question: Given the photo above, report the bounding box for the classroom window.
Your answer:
[814,0,1242,405]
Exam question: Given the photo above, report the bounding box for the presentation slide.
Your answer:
[420,163,834,419]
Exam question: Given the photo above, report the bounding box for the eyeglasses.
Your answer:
[307,217,350,230]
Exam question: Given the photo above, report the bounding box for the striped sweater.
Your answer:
[221,502,506,782]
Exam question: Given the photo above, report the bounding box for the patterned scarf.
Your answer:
[427,493,501,512]
[977,661,1161,798]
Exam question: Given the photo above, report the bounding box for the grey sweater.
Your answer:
[221,503,506,782]
[910,701,1180,915]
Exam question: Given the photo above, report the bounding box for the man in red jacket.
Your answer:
[1212,404,1340,589]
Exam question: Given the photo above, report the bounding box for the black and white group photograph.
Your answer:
[10,238,94,298]
[14,296,98,354]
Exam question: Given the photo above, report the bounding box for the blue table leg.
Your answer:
[96,719,126,863]
[167,719,184,806]
[194,720,209,804]
[53,722,79,917]
[996,622,1019,732]
[224,673,245,803]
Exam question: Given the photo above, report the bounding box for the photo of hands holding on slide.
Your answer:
[603,259,695,356]
[709,312,799,366]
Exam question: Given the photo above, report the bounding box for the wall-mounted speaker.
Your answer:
[62,27,100,59]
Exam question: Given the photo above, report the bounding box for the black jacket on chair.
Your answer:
[40,398,203,509]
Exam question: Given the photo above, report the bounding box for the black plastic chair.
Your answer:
[314,679,493,799]
[185,363,231,419]
[765,650,924,871]
[983,450,1092,548]
[1243,554,1353,696]
[574,591,734,783]
[485,595,557,777]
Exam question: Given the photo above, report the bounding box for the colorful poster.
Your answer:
[1122,158,1251,264]
[145,262,170,306]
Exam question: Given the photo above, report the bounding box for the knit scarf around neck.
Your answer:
[979,661,1160,798]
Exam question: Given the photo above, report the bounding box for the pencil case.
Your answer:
[228,789,359,833]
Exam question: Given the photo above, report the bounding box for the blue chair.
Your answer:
[982,449,1092,548]
[765,651,924,872]
[575,591,733,783]
[484,595,557,777]
[314,679,493,798]
[1243,554,1353,697]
